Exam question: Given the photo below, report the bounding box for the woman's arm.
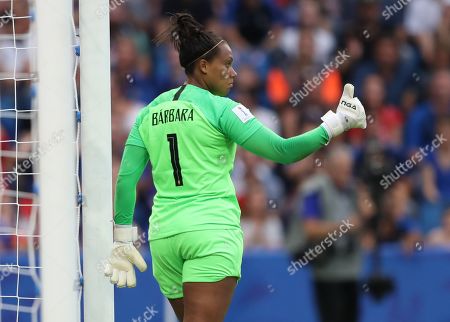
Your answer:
[114,144,149,225]
[240,124,329,164]
[218,104,329,164]
[219,84,366,164]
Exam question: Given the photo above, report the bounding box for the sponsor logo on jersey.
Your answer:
[232,104,254,123]
[152,108,194,126]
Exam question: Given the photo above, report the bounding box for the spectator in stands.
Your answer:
[420,116,450,232]
[298,144,368,322]
[404,0,450,65]
[433,1,450,70]
[278,0,336,66]
[405,70,450,154]
[427,207,450,248]
[351,31,417,105]
[222,0,279,48]
[376,179,422,250]
[240,181,284,250]
[348,73,404,149]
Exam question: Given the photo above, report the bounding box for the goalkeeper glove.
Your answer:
[321,83,367,139]
[104,225,147,288]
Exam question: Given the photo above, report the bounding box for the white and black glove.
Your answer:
[321,83,367,139]
[104,225,147,288]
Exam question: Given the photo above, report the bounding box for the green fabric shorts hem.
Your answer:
[149,229,243,299]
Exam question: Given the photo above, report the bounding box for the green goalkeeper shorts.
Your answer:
[149,228,244,299]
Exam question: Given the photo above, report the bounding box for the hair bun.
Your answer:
[154,12,223,73]
[171,13,203,43]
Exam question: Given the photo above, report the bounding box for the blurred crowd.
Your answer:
[1,0,450,257]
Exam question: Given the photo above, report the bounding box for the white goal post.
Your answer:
[79,0,115,321]
[36,0,78,321]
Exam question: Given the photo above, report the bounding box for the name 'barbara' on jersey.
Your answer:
[151,108,194,126]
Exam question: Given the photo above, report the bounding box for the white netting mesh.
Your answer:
[0,0,82,320]
[72,12,83,322]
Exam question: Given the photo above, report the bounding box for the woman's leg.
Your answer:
[169,298,184,321]
[183,277,237,322]
[150,237,184,319]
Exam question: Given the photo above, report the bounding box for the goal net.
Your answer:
[0,0,82,321]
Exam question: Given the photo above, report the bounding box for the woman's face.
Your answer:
[202,43,237,96]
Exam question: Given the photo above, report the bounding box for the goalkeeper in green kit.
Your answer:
[104,13,367,322]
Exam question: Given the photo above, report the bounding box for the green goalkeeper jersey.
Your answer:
[115,84,329,240]
[128,84,261,239]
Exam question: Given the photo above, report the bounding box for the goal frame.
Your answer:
[36,0,79,321]
[79,0,115,321]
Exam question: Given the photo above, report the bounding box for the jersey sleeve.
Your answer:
[114,144,149,225]
[218,99,329,164]
[240,125,329,164]
[218,103,265,145]
[125,118,145,148]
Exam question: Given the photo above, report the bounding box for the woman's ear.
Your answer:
[199,58,208,75]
